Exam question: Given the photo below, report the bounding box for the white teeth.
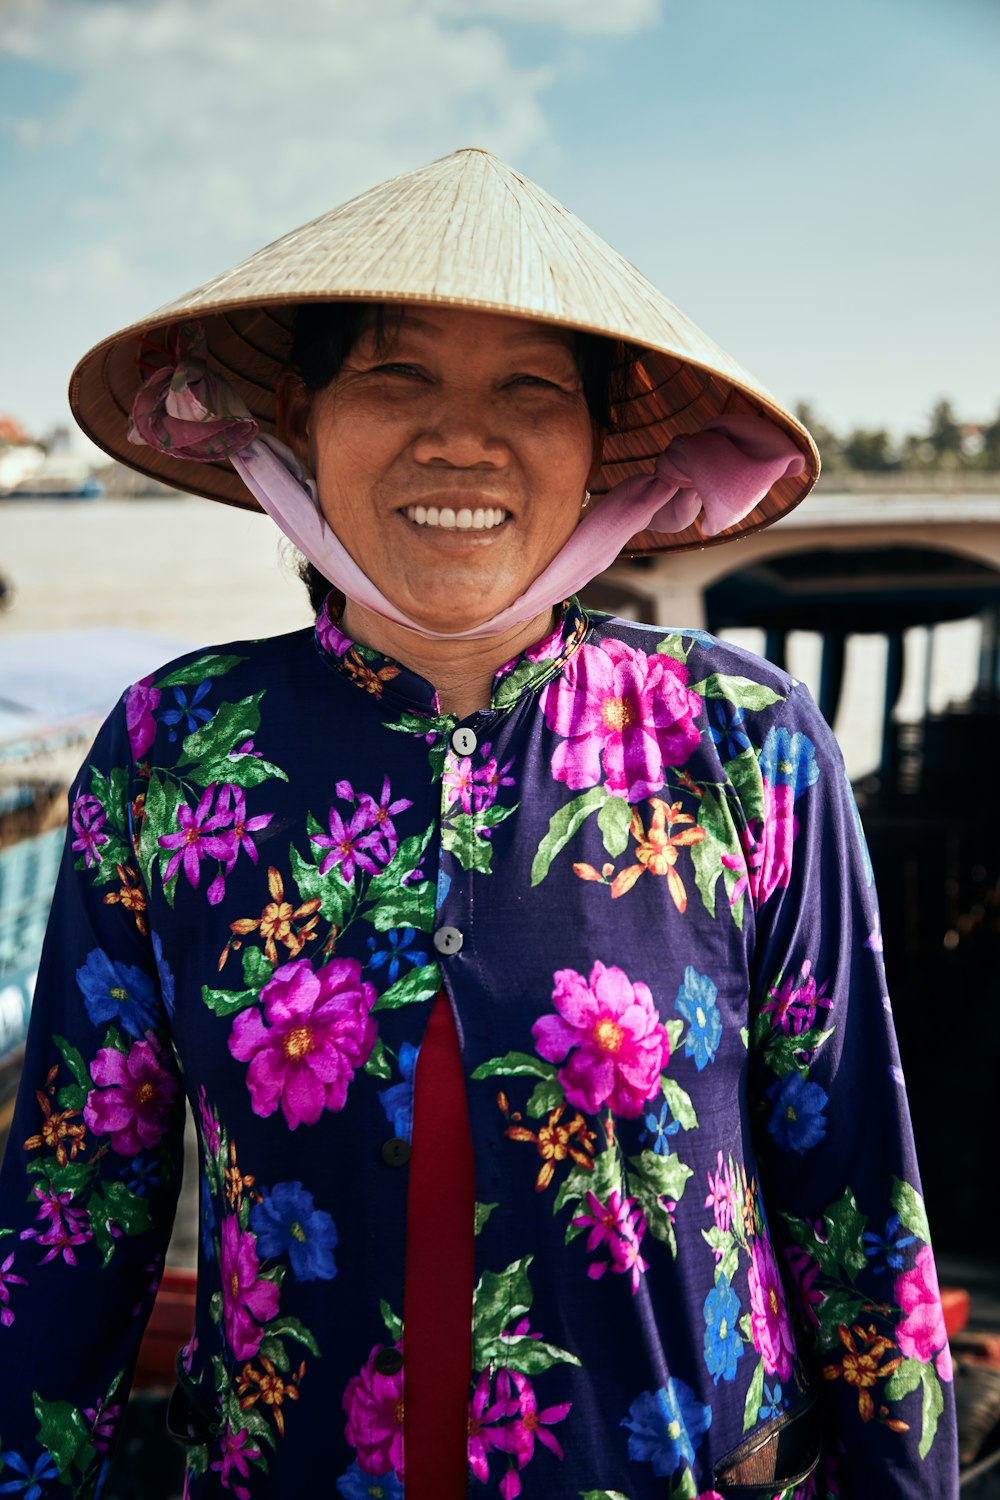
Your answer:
[403,503,508,531]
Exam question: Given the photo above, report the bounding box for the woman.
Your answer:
[0,149,957,1497]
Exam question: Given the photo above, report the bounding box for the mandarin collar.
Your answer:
[313,596,590,718]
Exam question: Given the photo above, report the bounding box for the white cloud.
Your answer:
[437,0,663,37]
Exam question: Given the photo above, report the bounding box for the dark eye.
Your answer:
[509,374,559,389]
[373,362,425,378]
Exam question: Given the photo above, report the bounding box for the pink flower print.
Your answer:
[316,598,353,658]
[495,1368,572,1472]
[895,1245,953,1380]
[723,781,798,911]
[541,638,702,801]
[443,754,477,814]
[219,1215,280,1362]
[571,1190,649,1292]
[762,961,832,1036]
[355,776,412,861]
[705,1150,739,1235]
[471,745,516,815]
[205,785,274,905]
[19,1184,92,1265]
[126,674,160,760]
[210,1420,262,1500]
[312,804,384,884]
[0,1248,28,1323]
[198,1085,222,1156]
[343,1342,406,1477]
[784,1243,825,1329]
[468,1368,518,1481]
[532,960,670,1118]
[84,1034,180,1155]
[71,791,109,868]
[228,957,376,1129]
[748,1235,796,1379]
[158,784,235,889]
[83,1397,123,1455]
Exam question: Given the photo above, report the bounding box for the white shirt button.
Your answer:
[433,925,464,955]
[451,727,478,756]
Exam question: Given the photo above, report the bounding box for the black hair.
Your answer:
[287,301,629,613]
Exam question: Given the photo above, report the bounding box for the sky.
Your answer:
[1,0,997,445]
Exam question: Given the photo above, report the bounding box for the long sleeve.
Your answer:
[0,696,184,1496]
[745,682,959,1496]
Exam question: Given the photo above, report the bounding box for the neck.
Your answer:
[339,599,559,719]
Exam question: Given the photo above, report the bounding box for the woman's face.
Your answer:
[290,305,602,634]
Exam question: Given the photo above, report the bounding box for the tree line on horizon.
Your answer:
[794,399,1000,473]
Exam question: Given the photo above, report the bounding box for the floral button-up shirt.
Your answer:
[0,598,958,1498]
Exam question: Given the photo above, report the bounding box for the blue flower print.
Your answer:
[759,1381,786,1421]
[847,768,875,886]
[675,967,722,1071]
[759,727,819,798]
[765,1071,828,1154]
[622,1378,711,1477]
[379,1043,420,1143]
[199,1174,216,1264]
[336,1463,403,1500]
[365,928,428,986]
[0,1448,61,1499]
[703,1273,744,1384]
[251,1181,338,1281]
[151,931,175,1020]
[863,1213,917,1276]
[124,1154,162,1196]
[160,681,213,741]
[75,949,160,1038]
[707,698,752,763]
[641,1101,680,1156]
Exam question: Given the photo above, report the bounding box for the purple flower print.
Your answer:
[343,1341,405,1477]
[19,1184,92,1266]
[219,1215,280,1362]
[721,779,797,910]
[704,1150,739,1236]
[472,745,516,814]
[198,1085,221,1156]
[494,1369,572,1478]
[228,957,376,1129]
[71,791,109,868]
[354,777,412,862]
[210,1420,262,1500]
[83,1397,123,1455]
[158,784,235,888]
[312,805,384,884]
[84,1034,181,1155]
[761,960,832,1036]
[532,960,669,1118]
[541,638,702,801]
[205,785,274,905]
[783,1243,824,1330]
[443,755,477,814]
[0,1249,27,1325]
[316,597,353,658]
[747,1234,795,1379]
[125,674,160,759]
[468,1368,518,1482]
[572,1189,649,1292]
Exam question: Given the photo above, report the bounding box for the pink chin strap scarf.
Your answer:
[129,322,806,641]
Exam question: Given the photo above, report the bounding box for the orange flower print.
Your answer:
[609,800,706,908]
[500,1098,597,1191]
[343,649,400,699]
[24,1068,86,1166]
[823,1322,905,1424]
[237,1356,304,1436]
[102,863,149,935]
[227,867,322,967]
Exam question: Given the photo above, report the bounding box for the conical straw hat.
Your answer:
[70,148,818,554]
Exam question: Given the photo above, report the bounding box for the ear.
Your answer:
[275,370,313,465]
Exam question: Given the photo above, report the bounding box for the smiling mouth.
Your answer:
[402,504,510,531]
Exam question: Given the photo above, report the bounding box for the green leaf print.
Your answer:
[373,961,440,1012]
[627,1150,693,1205]
[884,1357,923,1401]
[687,787,731,920]
[53,1035,90,1090]
[919,1363,944,1461]
[472,1257,534,1366]
[891,1178,931,1246]
[554,1146,622,1218]
[380,1299,403,1341]
[176,692,265,768]
[192,752,288,791]
[655,634,692,664]
[474,1202,499,1237]
[688,674,784,713]
[673,1471,698,1500]
[785,1189,868,1281]
[101,1180,154,1236]
[580,1492,632,1500]
[201,984,259,1018]
[525,1075,566,1119]
[363,1036,393,1080]
[531,787,608,886]
[138,772,186,904]
[441,813,495,874]
[32,1393,93,1474]
[702,1226,739,1286]
[760,1024,835,1082]
[265,1316,322,1356]
[742,1355,766,1432]
[724,744,766,825]
[472,1053,559,1082]
[155,654,247,689]
[242,947,274,990]
[290,844,354,930]
[492,1333,582,1377]
[366,826,435,928]
[660,1076,699,1131]
[597,796,632,857]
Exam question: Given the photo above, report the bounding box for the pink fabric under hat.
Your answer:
[129,322,804,641]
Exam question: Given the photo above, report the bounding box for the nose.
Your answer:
[410,387,508,468]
